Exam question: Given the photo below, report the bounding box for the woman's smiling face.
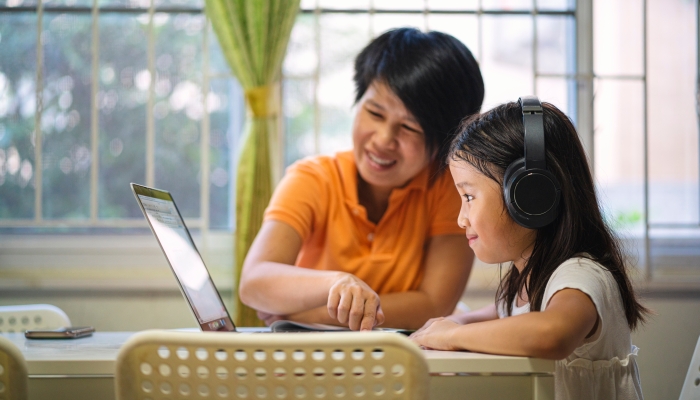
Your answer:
[449,159,536,270]
[352,80,432,191]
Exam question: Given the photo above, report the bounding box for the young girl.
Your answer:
[409,98,649,399]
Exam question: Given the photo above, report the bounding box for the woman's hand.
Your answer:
[327,273,385,331]
[409,317,463,351]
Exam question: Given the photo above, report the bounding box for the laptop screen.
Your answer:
[132,183,235,331]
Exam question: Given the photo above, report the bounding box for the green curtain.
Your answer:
[204,0,300,327]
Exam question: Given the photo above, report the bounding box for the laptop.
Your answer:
[131,183,239,332]
[131,183,413,335]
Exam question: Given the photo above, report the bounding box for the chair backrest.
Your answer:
[680,335,700,400]
[0,335,28,400]
[0,304,71,333]
[116,330,429,400]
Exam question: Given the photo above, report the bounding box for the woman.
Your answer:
[239,28,485,331]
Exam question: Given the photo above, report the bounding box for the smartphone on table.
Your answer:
[25,326,95,339]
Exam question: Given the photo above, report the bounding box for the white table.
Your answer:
[3,331,554,400]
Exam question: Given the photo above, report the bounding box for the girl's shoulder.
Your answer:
[542,254,619,313]
[551,255,610,279]
[544,256,618,307]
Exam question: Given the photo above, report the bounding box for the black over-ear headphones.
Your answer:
[502,96,561,229]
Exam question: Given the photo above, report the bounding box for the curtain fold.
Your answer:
[204,0,300,327]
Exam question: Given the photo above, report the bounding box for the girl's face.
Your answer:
[352,81,432,191]
[449,160,536,271]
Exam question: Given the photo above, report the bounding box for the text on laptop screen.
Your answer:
[138,195,228,324]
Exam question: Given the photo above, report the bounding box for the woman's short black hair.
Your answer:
[354,27,484,166]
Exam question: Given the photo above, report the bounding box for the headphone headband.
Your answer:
[518,96,546,171]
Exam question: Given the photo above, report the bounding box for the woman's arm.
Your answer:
[239,220,384,331]
[286,234,474,330]
[378,234,473,329]
[410,288,599,359]
[239,220,330,313]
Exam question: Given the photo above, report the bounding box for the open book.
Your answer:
[269,320,414,335]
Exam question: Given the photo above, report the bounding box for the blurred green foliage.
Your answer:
[0,10,236,228]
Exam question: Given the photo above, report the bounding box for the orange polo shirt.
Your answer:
[263,151,463,294]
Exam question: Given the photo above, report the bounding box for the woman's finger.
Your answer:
[375,305,385,327]
[327,290,341,319]
[348,291,367,331]
[335,292,351,324]
[359,295,381,331]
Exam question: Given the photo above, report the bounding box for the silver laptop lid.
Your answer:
[131,183,236,332]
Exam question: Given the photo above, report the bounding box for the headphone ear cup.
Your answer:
[503,158,561,229]
[503,158,525,195]
[503,158,528,225]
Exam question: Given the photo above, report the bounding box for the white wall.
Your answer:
[631,295,700,400]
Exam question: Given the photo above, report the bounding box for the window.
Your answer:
[0,0,698,289]
[592,0,699,285]
[0,0,241,232]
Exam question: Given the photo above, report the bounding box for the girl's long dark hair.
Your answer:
[450,101,649,330]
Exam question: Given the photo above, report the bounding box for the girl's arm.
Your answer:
[410,288,599,359]
[286,234,474,330]
[447,303,498,325]
[239,220,384,331]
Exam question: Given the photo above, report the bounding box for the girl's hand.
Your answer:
[409,317,463,351]
[412,315,463,337]
[327,273,385,331]
[411,317,443,337]
[256,310,286,326]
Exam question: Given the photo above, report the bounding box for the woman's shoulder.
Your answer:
[285,151,353,181]
[287,151,344,170]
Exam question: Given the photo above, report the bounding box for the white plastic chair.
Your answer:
[680,335,700,400]
[0,304,71,333]
[116,330,429,400]
[0,335,28,400]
